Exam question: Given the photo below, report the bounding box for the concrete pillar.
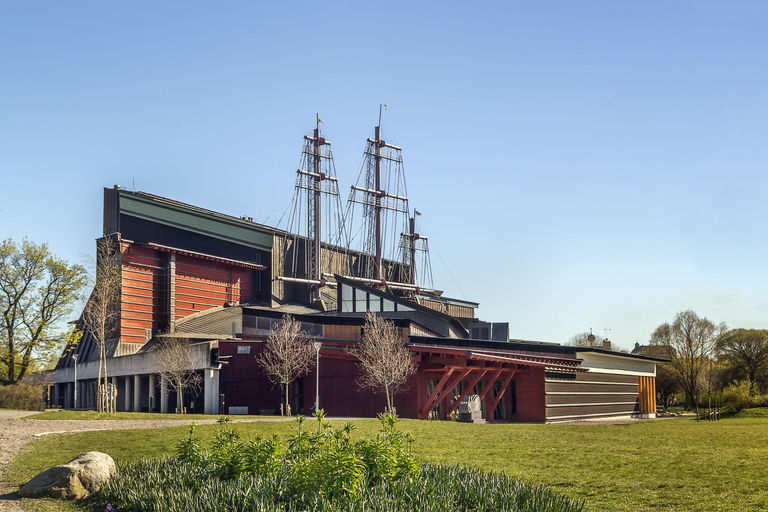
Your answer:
[133,374,141,412]
[204,368,220,415]
[160,375,169,414]
[148,374,156,413]
[65,382,73,409]
[111,376,118,412]
[124,376,132,412]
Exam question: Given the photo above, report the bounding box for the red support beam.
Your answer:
[440,368,473,419]
[419,367,455,419]
[445,368,490,418]
[476,368,504,403]
[487,371,516,423]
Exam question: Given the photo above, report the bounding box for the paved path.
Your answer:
[0,413,277,512]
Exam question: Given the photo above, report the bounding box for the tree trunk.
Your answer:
[284,383,290,417]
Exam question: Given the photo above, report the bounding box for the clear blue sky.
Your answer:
[2,2,767,351]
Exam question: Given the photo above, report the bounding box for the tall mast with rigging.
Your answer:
[282,115,345,302]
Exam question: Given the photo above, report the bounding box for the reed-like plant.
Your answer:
[98,412,584,512]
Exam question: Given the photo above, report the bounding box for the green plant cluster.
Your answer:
[174,410,418,501]
[720,380,768,412]
[0,381,45,410]
[97,460,583,512]
[97,412,584,512]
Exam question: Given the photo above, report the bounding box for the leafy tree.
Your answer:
[568,331,605,348]
[0,238,87,383]
[717,329,768,395]
[354,312,416,413]
[650,310,726,417]
[256,315,315,416]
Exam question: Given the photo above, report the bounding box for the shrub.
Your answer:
[99,459,585,512]
[99,412,585,511]
[721,381,768,412]
[0,381,45,411]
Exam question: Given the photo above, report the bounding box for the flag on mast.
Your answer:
[414,209,422,217]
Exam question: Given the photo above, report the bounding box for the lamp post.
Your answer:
[313,342,322,412]
[72,354,78,410]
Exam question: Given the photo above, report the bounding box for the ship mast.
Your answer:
[374,107,383,280]
[349,105,412,287]
[282,116,344,303]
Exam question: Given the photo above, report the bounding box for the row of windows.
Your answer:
[339,284,413,314]
[243,316,324,337]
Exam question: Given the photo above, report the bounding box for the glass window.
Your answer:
[369,296,382,312]
[382,299,395,312]
[355,290,367,312]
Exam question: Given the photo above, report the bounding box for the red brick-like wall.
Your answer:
[119,242,255,346]
[120,243,164,344]
[174,255,252,320]
[514,367,546,422]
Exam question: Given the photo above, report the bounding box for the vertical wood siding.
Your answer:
[637,376,656,414]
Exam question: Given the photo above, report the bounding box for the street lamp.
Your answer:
[72,354,78,410]
[313,342,322,412]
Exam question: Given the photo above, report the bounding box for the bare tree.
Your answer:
[717,329,768,395]
[650,310,726,419]
[154,336,202,413]
[256,315,314,416]
[568,331,605,348]
[81,237,121,413]
[354,311,416,413]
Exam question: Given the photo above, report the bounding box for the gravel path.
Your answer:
[0,413,285,512]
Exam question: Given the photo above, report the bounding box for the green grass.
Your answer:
[26,410,274,421]
[735,407,768,418]
[8,416,768,511]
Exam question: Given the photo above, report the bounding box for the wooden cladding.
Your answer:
[121,244,164,341]
[545,372,642,421]
[119,243,256,343]
[637,376,656,414]
[175,255,252,318]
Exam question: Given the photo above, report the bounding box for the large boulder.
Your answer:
[18,451,116,500]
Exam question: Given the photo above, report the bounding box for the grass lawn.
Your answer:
[7,415,768,511]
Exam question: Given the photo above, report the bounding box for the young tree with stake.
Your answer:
[256,315,314,416]
[81,237,121,413]
[154,336,202,413]
[354,311,416,414]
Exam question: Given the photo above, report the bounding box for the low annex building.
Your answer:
[48,186,663,422]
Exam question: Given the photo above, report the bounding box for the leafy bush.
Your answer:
[98,412,584,512]
[0,381,45,410]
[721,381,768,411]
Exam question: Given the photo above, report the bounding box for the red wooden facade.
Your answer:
[119,241,262,347]
[217,333,584,423]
